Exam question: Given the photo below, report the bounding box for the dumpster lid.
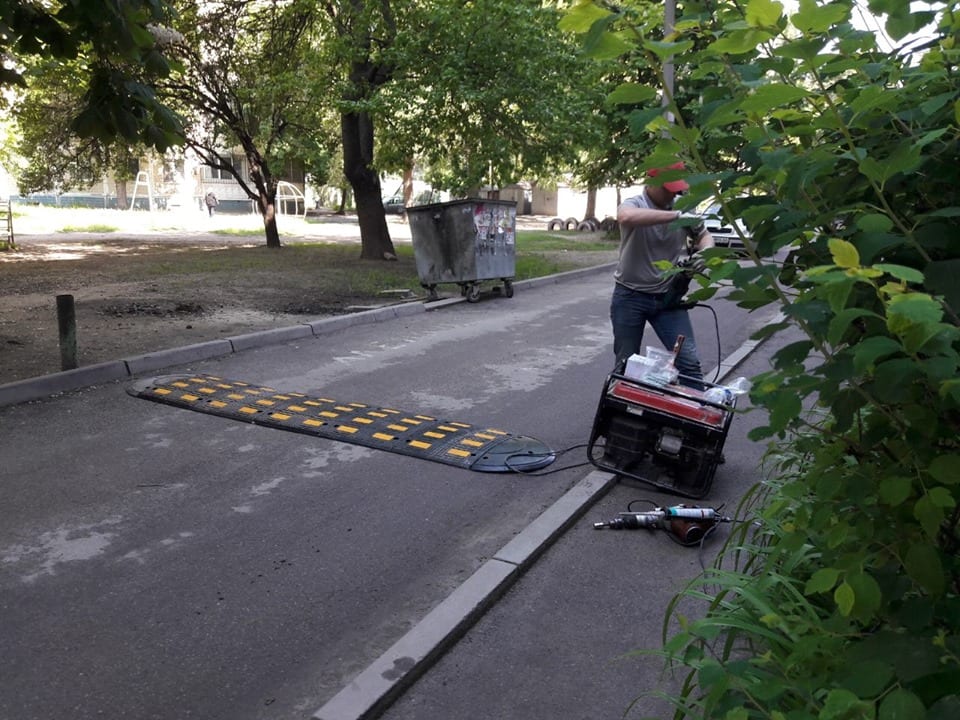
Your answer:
[406,198,517,214]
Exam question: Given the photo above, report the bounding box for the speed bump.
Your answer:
[128,374,556,473]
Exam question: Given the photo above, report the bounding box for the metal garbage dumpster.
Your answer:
[407,198,516,302]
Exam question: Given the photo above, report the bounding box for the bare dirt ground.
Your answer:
[1,207,614,385]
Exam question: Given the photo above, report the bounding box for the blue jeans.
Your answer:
[610,283,703,385]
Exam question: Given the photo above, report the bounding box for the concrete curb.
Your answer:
[0,301,430,409]
[312,471,619,720]
[0,264,615,409]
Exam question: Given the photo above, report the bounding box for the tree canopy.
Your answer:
[1,0,182,151]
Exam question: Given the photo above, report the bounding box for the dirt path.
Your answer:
[0,208,593,385]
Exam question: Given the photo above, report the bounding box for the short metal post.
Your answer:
[56,294,78,371]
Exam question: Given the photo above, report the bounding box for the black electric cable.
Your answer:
[684,301,722,384]
[503,442,592,475]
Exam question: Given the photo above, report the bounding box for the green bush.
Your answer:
[564,0,960,716]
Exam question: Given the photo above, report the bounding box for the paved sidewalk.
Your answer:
[313,318,793,720]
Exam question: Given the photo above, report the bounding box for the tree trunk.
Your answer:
[259,194,281,248]
[402,164,414,206]
[336,185,350,215]
[243,149,282,249]
[584,187,597,220]
[341,109,396,261]
[116,178,128,210]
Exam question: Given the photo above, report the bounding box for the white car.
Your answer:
[700,203,750,250]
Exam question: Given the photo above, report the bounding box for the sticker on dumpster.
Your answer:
[128,374,556,473]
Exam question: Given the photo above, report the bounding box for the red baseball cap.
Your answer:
[646,162,689,193]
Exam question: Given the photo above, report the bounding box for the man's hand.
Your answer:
[675,212,706,242]
[678,253,707,276]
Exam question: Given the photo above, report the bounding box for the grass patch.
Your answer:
[58,224,118,233]
[516,230,618,251]
[211,227,264,237]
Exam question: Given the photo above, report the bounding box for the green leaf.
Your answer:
[874,264,924,283]
[821,688,867,718]
[859,144,924,187]
[913,495,946,542]
[708,29,774,55]
[772,340,813,368]
[739,83,810,113]
[929,454,960,485]
[928,486,956,509]
[584,31,634,60]
[724,708,749,720]
[879,688,926,720]
[829,238,860,268]
[820,276,855,314]
[768,388,802,431]
[856,213,894,232]
[827,308,880,346]
[879,476,913,506]
[852,335,902,374]
[847,571,882,617]
[805,567,839,594]
[558,1,612,33]
[607,83,657,106]
[871,358,921,402]
[835,581,855,616]
[840,658,895,698]
[886,293,943,335]
[792,0,850,32]
[745,0,784,27]
[643,39,694,60]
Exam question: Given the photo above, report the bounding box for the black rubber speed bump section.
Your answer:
[128,374,556,473]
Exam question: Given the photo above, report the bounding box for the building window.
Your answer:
[207,154,244,181]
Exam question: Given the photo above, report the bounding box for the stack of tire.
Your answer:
[546,216,617,232]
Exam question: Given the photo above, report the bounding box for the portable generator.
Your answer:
[587,370,737,499]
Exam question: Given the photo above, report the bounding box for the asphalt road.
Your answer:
[0,269,776,720]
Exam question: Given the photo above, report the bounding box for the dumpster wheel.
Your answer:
[503,279,514,298]
[466,283,481,303]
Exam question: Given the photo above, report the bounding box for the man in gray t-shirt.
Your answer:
[610,162,714,386]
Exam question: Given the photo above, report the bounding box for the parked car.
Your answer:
[700,202,750,250]
[383,195,406,215]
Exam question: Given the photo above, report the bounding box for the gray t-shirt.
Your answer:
[614,191,686,293]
